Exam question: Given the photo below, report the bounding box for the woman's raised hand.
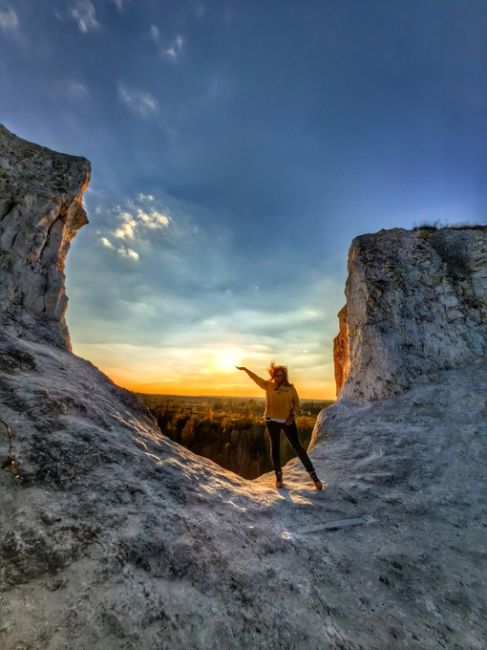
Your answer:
[236,366,246,370]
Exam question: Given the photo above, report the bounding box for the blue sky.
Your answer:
[1,0,486,397]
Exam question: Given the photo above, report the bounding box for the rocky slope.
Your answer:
[1,125,486,649]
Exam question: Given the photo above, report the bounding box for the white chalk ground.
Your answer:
[1,332,486,649]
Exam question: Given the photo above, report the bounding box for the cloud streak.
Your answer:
[100,237,114,249]
[118,84,158,118]
[150,25,184,61]
[113,212,137,240]
[70,1,100,33]
[111,207,171,241]
[0,8,19,32]
[99,236,139,261]
[164,34,184,61]
[66,81,89,100]
[96,195,173,265]
[111,0,127,11]
[50,80,90,101]
[116,245,139,261]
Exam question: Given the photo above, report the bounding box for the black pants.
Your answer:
[265,419,315,474]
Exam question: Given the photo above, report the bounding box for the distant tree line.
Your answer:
[139,396,333,479]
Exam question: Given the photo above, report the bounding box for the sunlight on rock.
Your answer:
[143,451,162,464]
[288,494,314,505]
[224,497,248,512]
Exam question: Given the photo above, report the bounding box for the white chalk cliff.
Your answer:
[1,124,486,650]
[333,227,487,403]
[0,124,90,350]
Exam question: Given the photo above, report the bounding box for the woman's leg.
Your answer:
[282,420,315,472]
[266,420,282,473]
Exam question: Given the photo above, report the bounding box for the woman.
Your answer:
[236,362,323,490]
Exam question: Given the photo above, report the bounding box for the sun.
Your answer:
[214,347,242,373]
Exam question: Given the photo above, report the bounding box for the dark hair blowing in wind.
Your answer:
[267,361,294,387]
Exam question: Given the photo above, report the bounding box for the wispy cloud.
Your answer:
[111,0,127,11]
[66,80,89,99]
[149,24,159,43]
[113,212,137,240]
[150,25,184,62]
[117,245,139,261]
[135,208,170,230]
[113,207,170,240]
[118,84,158,119]
[0,8,18,33]
[50,79,90,101]
[199,307,324,338]
[97,195,172,265]
[99,236,139,261]
[70,1,100,33]
[137,193,154,202]
[100,237,114,249]
[164,34,184,60]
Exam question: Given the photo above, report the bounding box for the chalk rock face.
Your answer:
[1,127,486,650]
[334,227,487,402]
[0,124,90,350]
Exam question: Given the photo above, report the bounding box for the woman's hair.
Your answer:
[267,361,293,386]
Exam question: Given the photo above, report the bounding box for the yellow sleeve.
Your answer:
[254,376,270,390]
[246,369,270,390]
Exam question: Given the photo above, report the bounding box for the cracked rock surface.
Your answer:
[1,125,486,649]
[334,227,487,402]
[0,124,90,350]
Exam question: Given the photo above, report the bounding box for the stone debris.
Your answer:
[294,515,377,534]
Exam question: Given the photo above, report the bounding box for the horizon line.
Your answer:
[135,391,335,401]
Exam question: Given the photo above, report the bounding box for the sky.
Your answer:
[1,0,487,398]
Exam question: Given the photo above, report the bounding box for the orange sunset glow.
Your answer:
[72,341,337,400]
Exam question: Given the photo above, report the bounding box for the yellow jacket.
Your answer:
[250,373,300,420]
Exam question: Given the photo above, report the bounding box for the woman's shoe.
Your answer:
[309,470,323,490]
[275,471,284,489]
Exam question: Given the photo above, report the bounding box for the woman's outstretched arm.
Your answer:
[236,366,269,389]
